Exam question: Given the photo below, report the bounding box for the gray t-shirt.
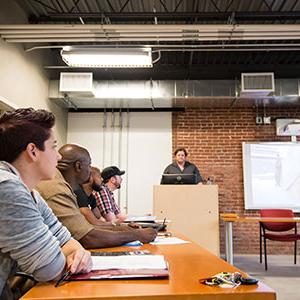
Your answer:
[0,161,72,294]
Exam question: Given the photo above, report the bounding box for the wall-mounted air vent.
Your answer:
[59,72,94,96]
[241,73,275,96]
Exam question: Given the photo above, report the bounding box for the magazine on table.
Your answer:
[68,254,169,280]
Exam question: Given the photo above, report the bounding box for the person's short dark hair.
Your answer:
[0,108,55,163]
[174,147,188,157]
[101,166,125,183]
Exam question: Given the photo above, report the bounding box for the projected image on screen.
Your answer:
[243,142,300,211]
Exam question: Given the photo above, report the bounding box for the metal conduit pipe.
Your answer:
[118,109,123,169]
[40,11,300,22]
[5,36,300,43]
[110,110,115,165]
[2,24,300,43]
[117,109,123,209]
[24,43,300,53]
[102,109,107,170]
[1,24,300,30]
[124,109,130,214]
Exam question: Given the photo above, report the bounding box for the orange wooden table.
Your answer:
[220,214,300,265]
[22,233,275,300]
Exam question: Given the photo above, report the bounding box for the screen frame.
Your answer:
[243,141,300,212]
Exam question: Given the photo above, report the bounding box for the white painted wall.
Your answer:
[0,1,68,145]
[67,112,172,215]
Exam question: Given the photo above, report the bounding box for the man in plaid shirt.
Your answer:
[93,166,127,223]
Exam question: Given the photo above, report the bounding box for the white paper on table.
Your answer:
[125,215,156,222]
[150,237,191,245]
[91,255,167,270]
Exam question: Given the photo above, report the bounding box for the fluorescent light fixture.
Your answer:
[61,47,152,68]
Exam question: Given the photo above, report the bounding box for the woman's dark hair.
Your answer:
[174,147,188,156]
[0,108,55,163]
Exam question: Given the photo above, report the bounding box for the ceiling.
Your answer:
[2,0,300,110]
[4,0,300,82]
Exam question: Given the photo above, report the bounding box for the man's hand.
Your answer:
[126,222,141,229]
[117,213,127,223]
[135,228,157,243]
[66,249,92,274]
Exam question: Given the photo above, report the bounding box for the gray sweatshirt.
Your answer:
[0,161,72,294]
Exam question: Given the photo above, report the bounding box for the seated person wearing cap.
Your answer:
[93,166,127,223]
[75,166,106,226]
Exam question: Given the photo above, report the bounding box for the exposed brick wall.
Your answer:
[172,107,300,254]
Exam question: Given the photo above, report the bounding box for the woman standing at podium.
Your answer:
[161,147,203,184]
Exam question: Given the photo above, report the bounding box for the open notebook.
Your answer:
[69,254,169,280]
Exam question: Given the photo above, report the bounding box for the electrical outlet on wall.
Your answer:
[263,117,271,124]
[256,116,263,124]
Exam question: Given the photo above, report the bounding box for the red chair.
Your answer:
[259,209,300,270]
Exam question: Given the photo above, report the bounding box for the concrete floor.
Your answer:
[234,255,300,300]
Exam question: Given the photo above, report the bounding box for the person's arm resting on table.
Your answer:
[44,189,156,249]
[0,182,91,283]
[79,207,107,225]
[103,211,127,223]
[76,189,106,226]
[32,190,92,277]
[80,227,157,249]
[95,188,127,223]
[92,206,103,220]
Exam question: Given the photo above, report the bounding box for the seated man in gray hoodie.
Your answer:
[37,144,157,249]
[0,108,92,299]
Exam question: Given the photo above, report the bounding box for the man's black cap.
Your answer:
[101,166,125,181]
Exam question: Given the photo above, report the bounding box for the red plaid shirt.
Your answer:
[93,185,120,217]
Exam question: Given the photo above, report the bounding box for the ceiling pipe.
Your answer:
[30,11,300,23]
[2,24,300,43]
[1,26,300,43]
[25,42,300,53]
[2,24,300,30]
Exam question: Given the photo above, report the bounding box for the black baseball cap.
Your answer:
[101,166,125,181]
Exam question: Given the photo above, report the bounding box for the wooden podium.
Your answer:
[153,185,219,256]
